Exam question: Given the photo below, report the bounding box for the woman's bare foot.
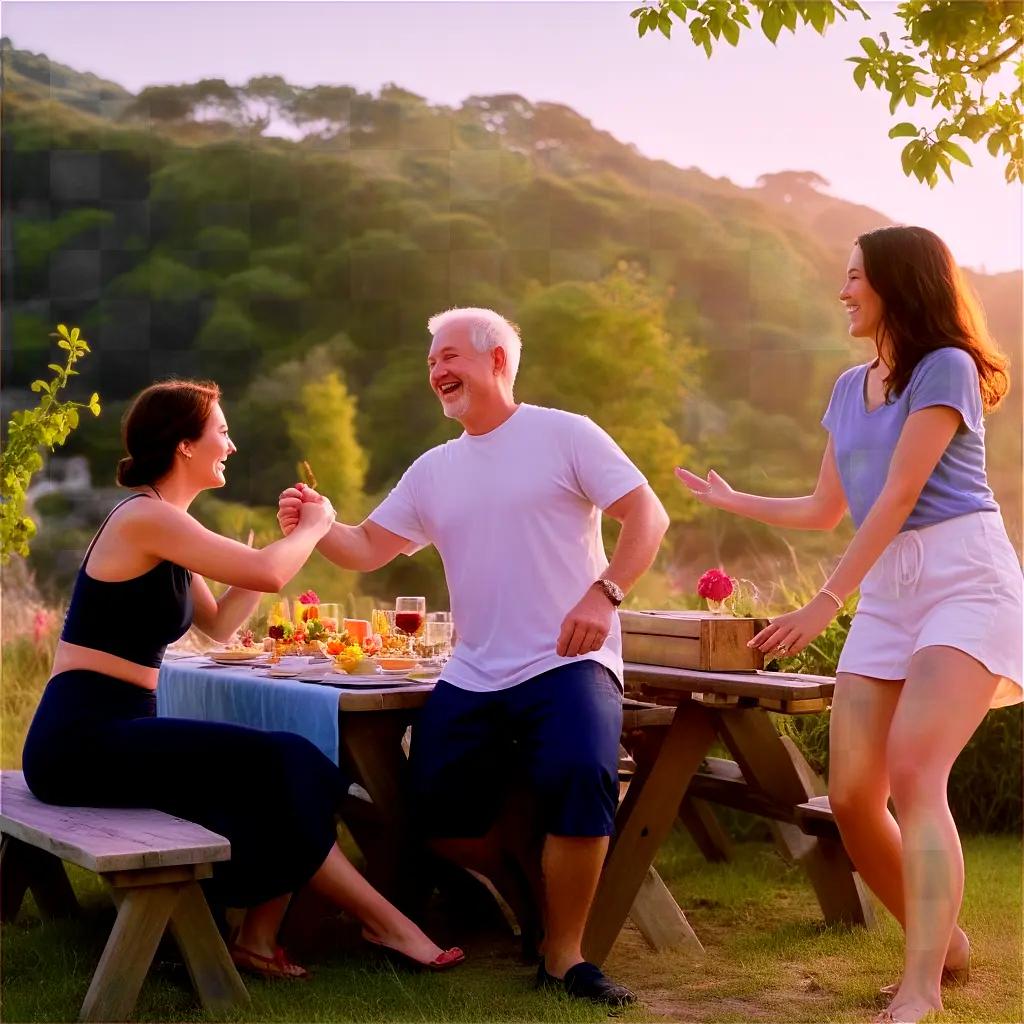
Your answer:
[361,925,445,966]
[874,991,942,1023]
[880,928,970,996]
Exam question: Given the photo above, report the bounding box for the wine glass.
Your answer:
[394,596,426,657]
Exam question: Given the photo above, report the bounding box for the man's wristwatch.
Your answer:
[593,577,624,607]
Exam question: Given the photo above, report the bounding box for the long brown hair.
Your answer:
[857,225,1009,412]
[117,380,221,486]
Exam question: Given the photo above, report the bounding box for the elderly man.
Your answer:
[279,307,669,1005]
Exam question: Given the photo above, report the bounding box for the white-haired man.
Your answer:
[279,307,669,1005]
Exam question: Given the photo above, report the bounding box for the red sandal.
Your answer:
[363,934,465,971]
[230,943,310,980]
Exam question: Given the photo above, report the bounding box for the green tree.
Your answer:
[517,265,697,519]
[285,371,368,523]
[629,0,1024,184]
[1,326,100,562]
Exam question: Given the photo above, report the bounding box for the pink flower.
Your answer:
[32,608,55,648]
[297,590,320,605]
[697,569,733,602]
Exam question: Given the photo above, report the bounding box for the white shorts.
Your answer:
[838,510,1023,707]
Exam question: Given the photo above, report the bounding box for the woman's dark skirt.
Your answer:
[22,669,347,907]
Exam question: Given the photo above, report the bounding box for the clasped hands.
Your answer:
[278,483,333,537]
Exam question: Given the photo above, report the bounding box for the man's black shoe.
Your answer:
[536,960,636,1006]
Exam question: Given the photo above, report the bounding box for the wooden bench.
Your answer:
[795,795,842,840]
[0,771,249,1022]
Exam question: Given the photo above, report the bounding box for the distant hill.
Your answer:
[1,38,133,118]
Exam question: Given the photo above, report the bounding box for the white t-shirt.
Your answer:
[369,404,647,692]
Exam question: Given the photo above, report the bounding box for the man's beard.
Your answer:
[440,382,471,420]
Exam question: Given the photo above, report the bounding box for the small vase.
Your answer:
[705,598,730,615]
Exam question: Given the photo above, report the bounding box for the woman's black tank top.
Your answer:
[59,493,194,667]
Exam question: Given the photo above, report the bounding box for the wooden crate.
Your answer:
[619,610,768,672]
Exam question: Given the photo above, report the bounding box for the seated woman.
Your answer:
[22,379,463,980]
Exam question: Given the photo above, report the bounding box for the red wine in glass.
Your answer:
[395,612,423,635]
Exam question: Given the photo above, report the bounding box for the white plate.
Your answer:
[265,668,301,678]
[208,650,265,664]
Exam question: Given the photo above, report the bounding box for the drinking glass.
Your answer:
[424,619,454,662]
[318,602,341,633]
[267,597,290,627]
[371,608,396,636]
[394,596,426,657]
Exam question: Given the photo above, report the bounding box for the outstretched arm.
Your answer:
[128,497,335,594]
[750,405,961,657]
[278,485,411,571]
[676,436,847,531]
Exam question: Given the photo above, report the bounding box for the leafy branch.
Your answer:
[630,0,1024,185]
[1,325,101,563]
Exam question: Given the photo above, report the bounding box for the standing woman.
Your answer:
[676,226,1021,1024]
[22,379,462,979]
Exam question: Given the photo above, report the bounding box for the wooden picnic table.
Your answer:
[160,660,871,962]
[583,664,874,965]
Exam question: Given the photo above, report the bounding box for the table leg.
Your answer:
[338,711,424,905]
[582,702,717,966]
[678,796,733,864]
[716,707,874,927]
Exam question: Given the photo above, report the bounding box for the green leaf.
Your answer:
[851,59,868,90]
[888,122,918,138]
[668,0,688,18]
[56,324,70,339]
[940,140,972,166]
[630,6,646,16]
[960,114,989,142]
[30,380,45,393]
[859,35,878,56]
[658,10,673,37]
[47,363,65,374]
[722,17,740,46]
[901,140,918,175]
[761,5,783,43]
[57,340,72,352]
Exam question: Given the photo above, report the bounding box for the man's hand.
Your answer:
[557,585,615,657]
[278,483,324,536]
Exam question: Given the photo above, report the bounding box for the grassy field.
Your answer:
[2,828,1020,1023]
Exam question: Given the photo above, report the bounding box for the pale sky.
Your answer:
[4,0,1022,272]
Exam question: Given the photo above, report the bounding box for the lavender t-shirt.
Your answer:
[822,347,998,530]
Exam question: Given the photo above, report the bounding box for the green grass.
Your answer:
[2,830,1020,1023]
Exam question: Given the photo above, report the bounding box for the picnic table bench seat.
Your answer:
[0,770,249,1022]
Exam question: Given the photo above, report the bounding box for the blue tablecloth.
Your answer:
[157,659,342,765]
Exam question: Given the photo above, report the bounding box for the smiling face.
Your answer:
[839,244,885,341]
[427,321,506,423]
[182,401,236,488]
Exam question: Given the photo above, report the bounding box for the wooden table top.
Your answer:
[167,660,835,713]
[624,663,836,702]
[330,663,836,712]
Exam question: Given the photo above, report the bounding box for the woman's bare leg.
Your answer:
[308,844,448,963]
[829,672,970,973]
[881,646,999,1023]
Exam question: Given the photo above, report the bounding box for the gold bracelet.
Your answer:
[819,587,844,611]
